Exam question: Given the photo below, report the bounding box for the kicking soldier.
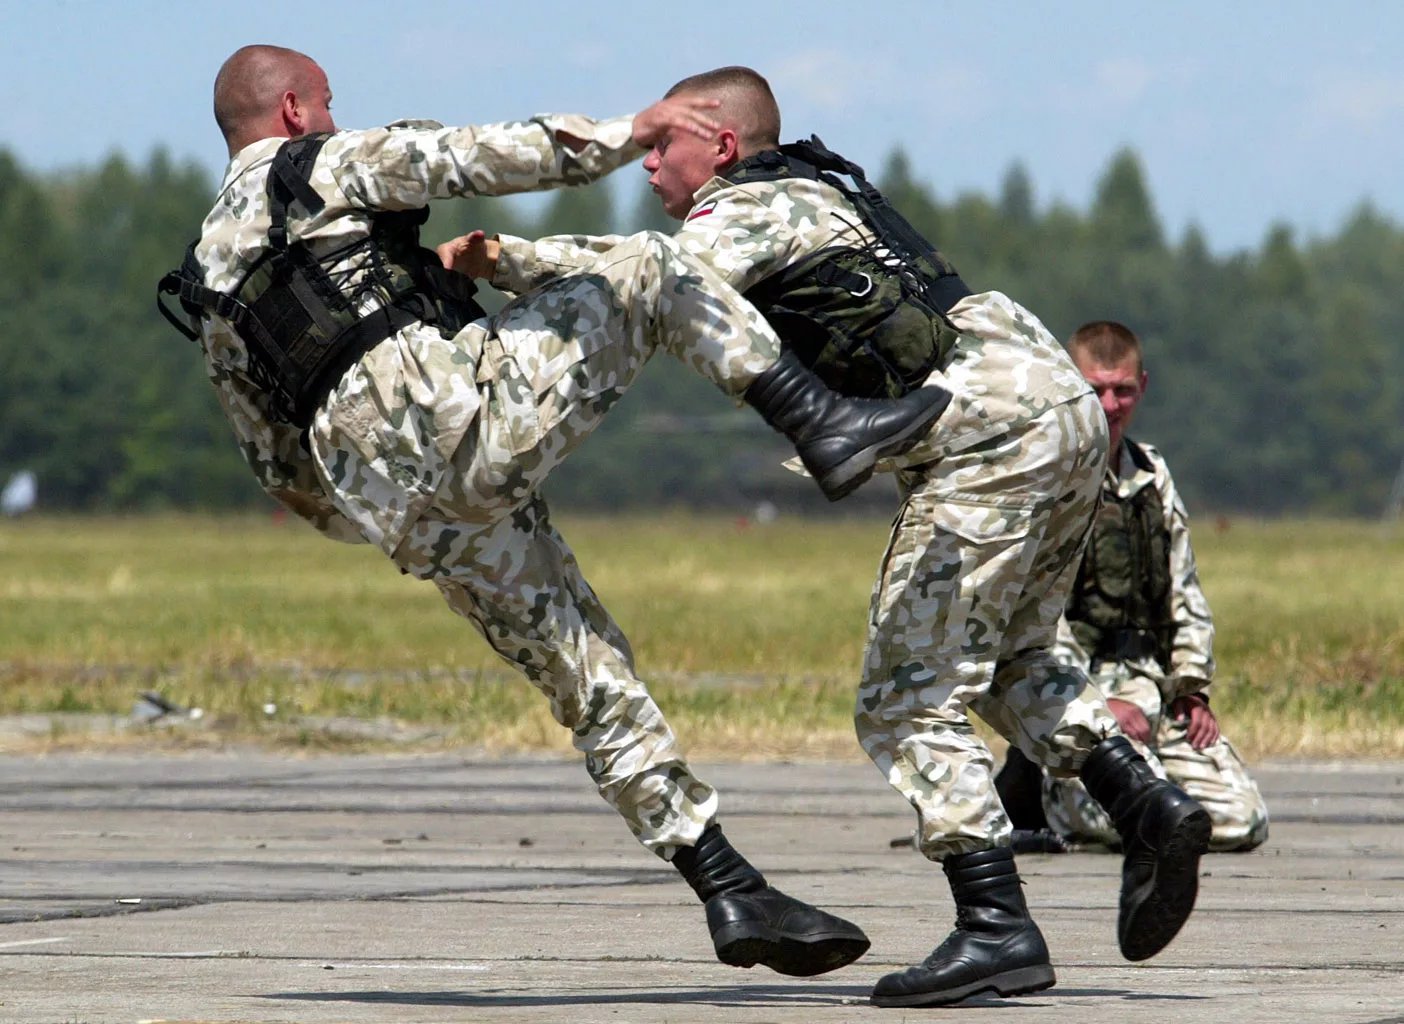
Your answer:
[159,45,954,977]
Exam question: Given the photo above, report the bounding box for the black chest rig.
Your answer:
[723,136,970,398]
[1067,440,1174,666]
[158,133,485,427]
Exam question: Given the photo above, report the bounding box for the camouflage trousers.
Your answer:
[1042,665,1270,851]
[389,232,783,857]
[855,392,1120,861]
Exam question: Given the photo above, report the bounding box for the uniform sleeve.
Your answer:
[492,184,802,295]
[201,324,365,544]
[491,232,632,294]
[322,114,644,210]
[1155,453,1216,697]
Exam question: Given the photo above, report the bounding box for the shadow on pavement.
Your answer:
[267,983,1206,1009]
[269,983,876,1008]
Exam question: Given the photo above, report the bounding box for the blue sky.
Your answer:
[4,0,1400,253]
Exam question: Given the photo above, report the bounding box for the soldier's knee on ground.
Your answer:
[1209,815,1269,852]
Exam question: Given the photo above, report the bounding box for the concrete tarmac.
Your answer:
[1,752,1401,1023]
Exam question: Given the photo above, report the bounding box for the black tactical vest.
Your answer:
[158,133,484,427]
[1067,439,1175,665]
[723,137,970,398]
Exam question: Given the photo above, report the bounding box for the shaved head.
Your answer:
[665,66,780,157]
[213,45,331,153]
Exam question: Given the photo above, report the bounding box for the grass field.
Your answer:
[1,512,1401,760]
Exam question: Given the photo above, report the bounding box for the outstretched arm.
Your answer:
[328,96,720,210]
[481,185,804,296]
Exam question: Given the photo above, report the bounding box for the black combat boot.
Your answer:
[994,745,1050,832]
[1080,735,1212,961]
[871,846,1055,1007]
[673,823,870,977]
[743,349,951,501]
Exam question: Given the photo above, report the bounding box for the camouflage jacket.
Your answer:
[490,169,1092,469]
[1054,438,1216,701]
[194,114,642,553]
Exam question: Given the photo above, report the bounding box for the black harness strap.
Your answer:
[157,244,224,342]
[157,135,334,343]
[726,136,972,315]
[267,134,330,250]
[158,131,486,426]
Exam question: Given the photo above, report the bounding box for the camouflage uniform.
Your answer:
[194,116,795,856]
[494,171,1121,861]
[1041,440,1270,851]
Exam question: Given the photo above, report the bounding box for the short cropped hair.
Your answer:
[1067,320,1143,375]
[665,66,781,152]
[213,44,319,145]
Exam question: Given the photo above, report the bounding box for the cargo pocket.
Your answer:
[870,492,1037,693]
[477,333,542,458]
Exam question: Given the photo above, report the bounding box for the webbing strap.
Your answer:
[267,133,331,249]
[724,136,972,315]
[282,301,421,425]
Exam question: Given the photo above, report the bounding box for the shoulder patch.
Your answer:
[686,201,718,221]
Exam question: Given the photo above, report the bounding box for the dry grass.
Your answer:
[2,512,1401,760]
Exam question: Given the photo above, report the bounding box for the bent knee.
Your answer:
[1210,815,1269,852]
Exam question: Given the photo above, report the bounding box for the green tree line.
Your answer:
[1,144,1400,516]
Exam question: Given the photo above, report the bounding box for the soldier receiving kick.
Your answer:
[159,45,955,977]
[441,65,1215,1007]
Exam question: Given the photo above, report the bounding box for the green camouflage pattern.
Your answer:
[1067,444,1174,659]
[193,119,789,857]
[1055,439,1215,698]
[496,175,1123,861]
[1044,439,1267,851]
[740,243,957,399]
[1041,669,1269,851]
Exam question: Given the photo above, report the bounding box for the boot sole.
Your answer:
[818,395,950,502]
[870,963,1057,1007]
[1120,804,1212,961]
[714,921,871,977]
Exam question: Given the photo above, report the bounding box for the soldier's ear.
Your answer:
[281,91,304,136]
[715,129,740,168]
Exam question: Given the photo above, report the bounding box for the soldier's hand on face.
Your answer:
[1107,698,1152,744]
[437,230,499,280]
[1171,694,1220,750]
[631,95,721,148]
